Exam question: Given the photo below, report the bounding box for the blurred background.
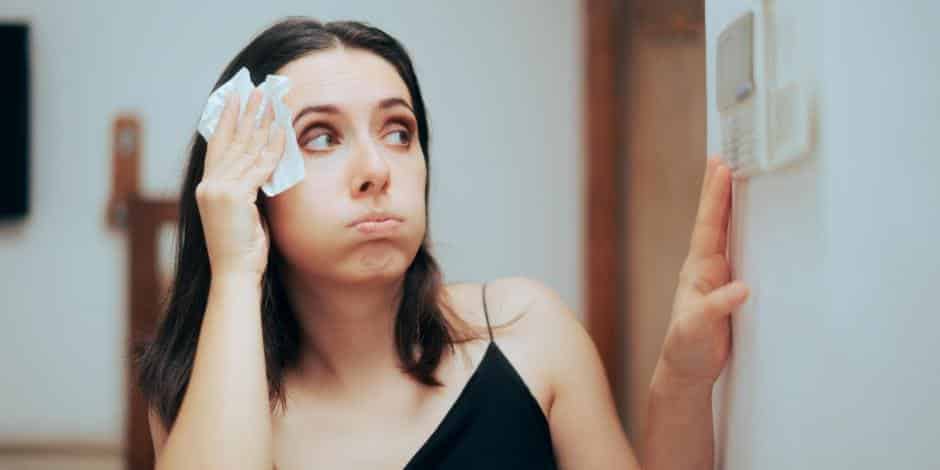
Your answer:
[1,0,713,466]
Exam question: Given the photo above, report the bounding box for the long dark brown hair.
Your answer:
[136,17,469,430]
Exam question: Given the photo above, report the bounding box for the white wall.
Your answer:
[707,1,940,468]
[0,0,583,444]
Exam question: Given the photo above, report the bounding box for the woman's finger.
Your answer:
[701,280,749,319]
[258,97,275,129]
[214,92,241,146]
[698,156,717,208]
[233,99,274,175]
[205,92,240,172]
[689,162,732,258]
[698,161,733,254]
[688,157,717,256]
[230,87,263,152]
[714,164,733,252]
[248,99,274,153]
[246,124,287,186]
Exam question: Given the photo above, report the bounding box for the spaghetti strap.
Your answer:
[482,282,494,343]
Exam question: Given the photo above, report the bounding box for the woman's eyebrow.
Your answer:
[292,104,340,127]
[378,97,414,114]
[291,97,415,127]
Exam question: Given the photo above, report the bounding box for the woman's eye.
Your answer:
[384,129,411,146]
[304,132,337,151]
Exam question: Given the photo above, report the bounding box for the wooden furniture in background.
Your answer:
[108,114,178,470]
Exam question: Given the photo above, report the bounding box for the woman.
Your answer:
[137,17,749,470]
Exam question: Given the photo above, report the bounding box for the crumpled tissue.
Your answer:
[197,66,304,196]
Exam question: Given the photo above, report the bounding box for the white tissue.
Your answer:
[197,66,305,197]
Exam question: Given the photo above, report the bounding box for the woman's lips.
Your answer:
[353,218,403,235]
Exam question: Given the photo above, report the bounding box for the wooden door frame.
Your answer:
[583,0,626,409]
[582,0,705,423]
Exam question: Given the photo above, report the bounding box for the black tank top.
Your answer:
[403,282,558,469]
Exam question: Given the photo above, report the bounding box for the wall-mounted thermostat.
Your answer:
[716,0,815,179]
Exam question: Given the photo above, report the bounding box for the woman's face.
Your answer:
[265,48,427,285]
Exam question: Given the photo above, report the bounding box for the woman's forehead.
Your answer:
[277,48,412,110]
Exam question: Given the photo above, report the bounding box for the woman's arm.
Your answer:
[547,157,747,469]
[546,305,642,470]
[152,88,286,470]
[151,272,272,470]
[643,360,715,469]
[151,274,272,470]
[495,277,641,469]
[643,157,749,470]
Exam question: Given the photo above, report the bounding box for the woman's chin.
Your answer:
[342,248,412,283]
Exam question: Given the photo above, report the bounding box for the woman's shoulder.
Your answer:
[444,276,584,341]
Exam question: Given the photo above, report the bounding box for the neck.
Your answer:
[282,268,407,393]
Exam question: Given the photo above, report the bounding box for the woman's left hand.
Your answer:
[658,156,750,390]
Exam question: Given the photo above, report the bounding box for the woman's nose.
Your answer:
[351,141,391,197]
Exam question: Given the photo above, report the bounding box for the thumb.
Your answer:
[702,280,750,319]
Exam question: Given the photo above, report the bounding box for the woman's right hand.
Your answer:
[657,157,749,391]
[196,87,287,279]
